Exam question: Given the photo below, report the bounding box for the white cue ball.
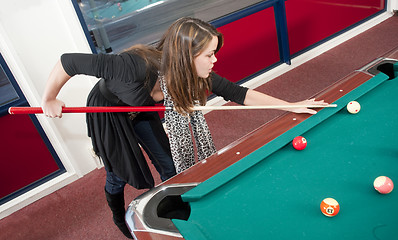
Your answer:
[347,101,361,114]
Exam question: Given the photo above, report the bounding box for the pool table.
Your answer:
[126,53,398,240]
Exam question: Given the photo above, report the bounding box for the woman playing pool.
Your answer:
[41,17,327,239]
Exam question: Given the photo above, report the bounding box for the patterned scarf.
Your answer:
[160,76,217,173]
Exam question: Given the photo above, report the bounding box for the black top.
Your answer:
[60,52,248,188]
[61,53,248,105]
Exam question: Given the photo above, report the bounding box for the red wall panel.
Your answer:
[213,0,385,83]
[0,114,60,199]
[214,7,280,82]
[285,0,385,55]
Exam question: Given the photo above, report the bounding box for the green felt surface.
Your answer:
[173,67,398,240]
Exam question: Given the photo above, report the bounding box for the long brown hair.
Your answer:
[123,44,161,87]
[157,17,223,114]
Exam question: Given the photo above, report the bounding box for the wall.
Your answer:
[0,0,100,218]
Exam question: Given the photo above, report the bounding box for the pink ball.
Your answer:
[374,176,394,194]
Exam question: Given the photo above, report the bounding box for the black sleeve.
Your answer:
[60,53,145,81]
[211,73,248,105]
[60,53,153,106]
[61,53,97,77]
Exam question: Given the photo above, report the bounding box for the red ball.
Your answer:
[292,136,307,150]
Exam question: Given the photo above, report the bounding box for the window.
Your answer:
[75,0,264,53]
[0,66,19,108]
[0,53,26,116]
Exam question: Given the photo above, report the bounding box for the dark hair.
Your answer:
[123,44,161,87]
[157,17,223,114]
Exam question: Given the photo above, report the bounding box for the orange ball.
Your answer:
[320,198,340,217]
[292,136,307,150]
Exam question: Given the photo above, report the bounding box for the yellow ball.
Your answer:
[347,101,360,114]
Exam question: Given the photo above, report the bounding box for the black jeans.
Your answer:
[105,118,176,194]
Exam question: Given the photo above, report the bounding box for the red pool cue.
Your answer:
[8,104,337,114]
[8,106,170,114]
